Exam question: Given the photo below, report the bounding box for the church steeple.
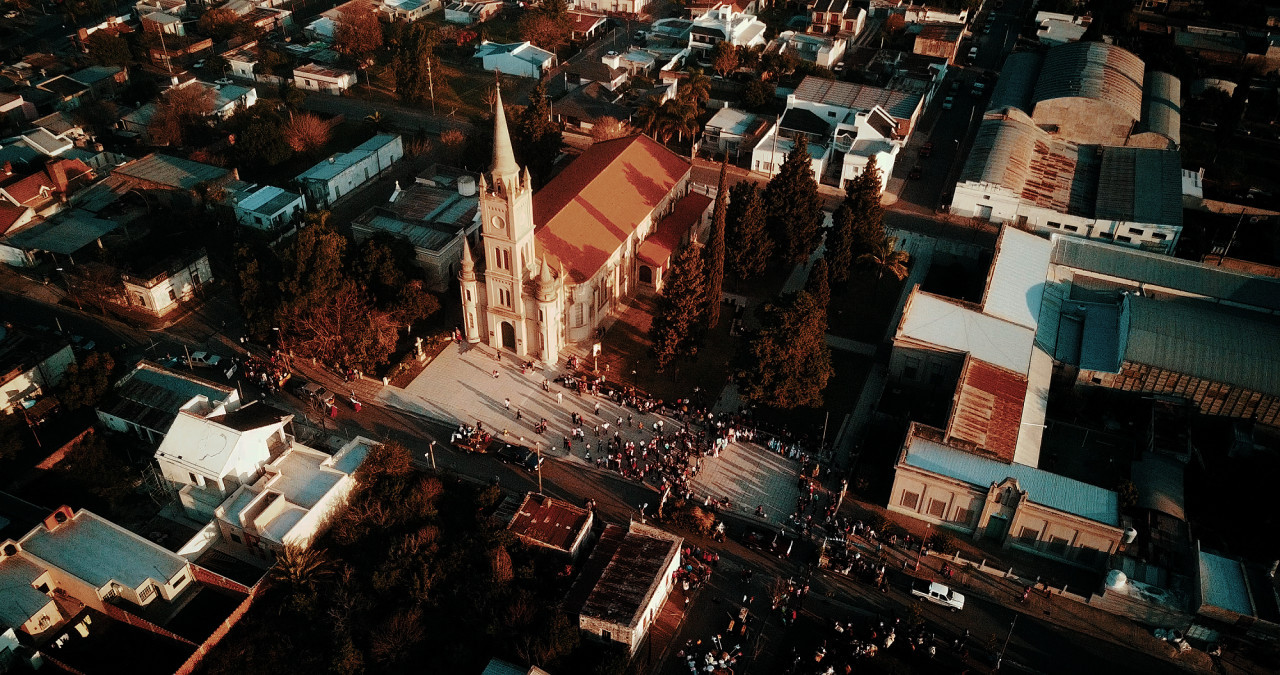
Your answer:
[459,236,475,279]
[491,81,521,190]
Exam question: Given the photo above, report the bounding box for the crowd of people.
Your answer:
[788,614,951,674]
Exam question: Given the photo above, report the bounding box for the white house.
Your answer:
[202,81,257,119]
[770,31,847,69]
[213,437,373,559]
[702,107,765,159]
[752,76,910,191]
[120,249,213,318]
[154,397,295,520]
[576,522,682,653]
[295,133,403,208]
[568,0,649,15]
[0,327,75,413]
[474,41,557,79]
[378,0,438,21]
[97,360,240,444]
[225,47,258,79]
[293,62,358,94]
[444,0,502,25]
[689,3,767,51]
[229,184,307,231]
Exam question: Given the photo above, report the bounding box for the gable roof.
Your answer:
[793,75,924,122]
[114,153,231,190]
[637,191,712,266]
[898,289,1036,374]
[0,202,29,235]
[534,135,690,282]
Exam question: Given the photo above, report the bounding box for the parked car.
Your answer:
[912,581,965,611]
[918,142,933,158]
[971,82,986,96]
[187,351,222,368]
[968,46,978,61]
[943,96,954,109]
[496,444,543,472]
[297,382,335,407]
[908,165,923,179]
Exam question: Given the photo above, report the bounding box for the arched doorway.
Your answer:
[638,265,653,285]
[500,321,516,351]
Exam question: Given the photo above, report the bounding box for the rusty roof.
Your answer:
[578,525,681,627]
[637,192,712,266]
[508,493,591,553]
[945,357,1027,463]
[534,134,690,283]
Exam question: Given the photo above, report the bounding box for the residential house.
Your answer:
[142,11,185,35]
[0,92,37,127]
[752,75,919,191]
[228,183,307,231]
[119,248,214,318]
[97,360,239,444]
[770,31,848,69]
[507,492,594,559]
[688,4,767,52]
[111,153,234,207]
[684,0,756,17]
[0,506,197,638]
[568,0,650,16]
[14,127,75,159]
[474,41,558,79]
[378,0,439,21]
[214,437,373,559]
[0,326,75,412]
[134,0,187,17]
[1035,11,1091,46]
[913,22,963,64]
[444,0,502,25]
[807,0,867,37]
[0,209,121,268]
[569,12,609,41]
[0,158,95,216]
[154,397,295,520]
[571,522,682,653]
[70,65,128,101]
[0,53,68,88]
[197,80,258,120]
[241,6,294,33]
[225,46,259,80]
[702,107,768,159]
[949,108,1184,252]
[119,102,160,143]
[293,62,358,93]
[36,75,92,111]
[296,133,403,208]
[351,167,479,291]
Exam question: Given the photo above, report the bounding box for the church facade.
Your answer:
[459,87,711,365]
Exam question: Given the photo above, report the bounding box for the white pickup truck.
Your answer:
[912,581,965,612]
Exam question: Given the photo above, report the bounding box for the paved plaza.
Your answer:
[379,342,800,522]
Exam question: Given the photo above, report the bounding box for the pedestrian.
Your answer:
[557,392,563,404]
[594,402,601,415]
[516,409,523,420]
[492,370,500,378]
[504,398,510,410]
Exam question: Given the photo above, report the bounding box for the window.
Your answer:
[1078,546,1106,567]
[1047,535,1069,557]
[1116,235,1132,243]
[1127,227,1144,235]
[1098,231,1113,239]
[168,288,177,301]
[601,629,612,641]
[903,356,920,380]
[952,507,972,525]
[191,270,201,286]
[37,583,49,594]
[927,499,947,518]
[1152,232,1167,240]
[465,290,472,302]
[173,572,188,588]
[502,249,511,270]
[1017,527,1040,545]
[140,584,156,602]
[1047,221,1061,229]
[230,532,242,543]
[189,472,198,484]
[1064,225,1079,232]
[900,491,919,509]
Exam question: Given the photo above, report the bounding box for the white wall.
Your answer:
[2,344,76,411]
[122,255,212,317]
[482,52,548,79]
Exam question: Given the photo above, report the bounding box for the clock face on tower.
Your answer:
[490,215,505,233]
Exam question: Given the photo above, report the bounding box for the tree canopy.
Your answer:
[724,181,771,281]
[519,0,573,52]
[740,287,832,409]
[511,78,562,186]
[59,352,115,411]
[334,6,384,66]
[763,137,823,266]
[704,159,728,329]
[650,241,707,370]
[85,31,132,67]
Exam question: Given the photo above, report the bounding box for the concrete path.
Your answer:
[689,441,801,526]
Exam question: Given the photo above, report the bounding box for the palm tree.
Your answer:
[633,96,664,138]
[365,110,387,131]
[269,545,333,595]
[680,68,712,107]
[857,238,911,282]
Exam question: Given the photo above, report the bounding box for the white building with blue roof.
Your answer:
[295,133,403,208]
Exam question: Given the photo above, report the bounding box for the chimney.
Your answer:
[42,505,75,533]
[1,162,12,178]
[48,160,69,195]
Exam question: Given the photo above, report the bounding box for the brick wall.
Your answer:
[173,587,258,675]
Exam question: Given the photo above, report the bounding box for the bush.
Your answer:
[928,531,958,556]
[668,501,714,535]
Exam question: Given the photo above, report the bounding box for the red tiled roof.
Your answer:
[637,191,712,266]
[0,172,55,208]
[945,357,1027,463]
[568,11,606,33]
[534,134,690,283]
[507,493,591,553]
[0,202,28,235]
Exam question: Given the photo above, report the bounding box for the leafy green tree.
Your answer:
[763,136,823,266]
[741,80,775,111]
[59,352,115,410]
[234,241,280,339]
[856,237,910,282]
[741,288,832,409]
[391,22,443,106]
[825,203,855,286]
[725,181,771,281]
[230,107,293,168]
[279,223,348,314]
[704,159,727,329]
[85,31,131,67]
[806,257,831,312]
[650,241,706,370]
[512,77,562,186]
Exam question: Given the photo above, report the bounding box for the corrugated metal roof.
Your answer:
[1032,41,1144,123]
[793,75,923,122]
[1199,551,1254,617]
[981,226,1053,330]
[1123,295,1280,397]
[296,134,400,182]
[960,109,1097,216]
[898,290,1036,375]
[579,528,680,625]
[904,430,1120,526]
[1131,453,1185,521]
[1093,147,1182,226]
[945,357,1027,463]
[4,209,120,254]
[989,51,1042,114]
[1050,235,1280,312]
[1138,71,1180,146]
[114,153,230,190]
[508,493,590,553]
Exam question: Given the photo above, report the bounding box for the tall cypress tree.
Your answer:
[844,156,886,258]
[725,181,771,281]
[650,241,707,370]
[741,287,832,409]
[513,77,563,187]
[807,257,831,316]
[705,158,728,330]
[825,204,855,287]
[763,136,824,266]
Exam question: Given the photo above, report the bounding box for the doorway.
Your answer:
[500,321,516,351]
[985,514,1009,543]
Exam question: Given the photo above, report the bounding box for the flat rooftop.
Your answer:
[580,526,680,626]
[508,493,590,553]
[20,510,187,590]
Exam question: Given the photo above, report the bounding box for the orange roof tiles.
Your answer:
[0,202,28,235]
[534,134,690,282]
[945,357,1027,463]
[637,192,712,266]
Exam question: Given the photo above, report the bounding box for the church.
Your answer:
[459,87,714,365]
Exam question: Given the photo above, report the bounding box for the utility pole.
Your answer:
[535,442,542,493]
[427,57,436,115]
[997,614,1018,671]
[427,440,437,470]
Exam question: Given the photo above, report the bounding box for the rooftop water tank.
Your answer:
[457,175,476,197]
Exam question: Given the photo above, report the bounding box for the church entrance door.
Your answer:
[500,321,516,351]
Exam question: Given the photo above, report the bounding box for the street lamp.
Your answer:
[915,522,931,571]
[534,441,542,493]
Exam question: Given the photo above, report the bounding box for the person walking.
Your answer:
[504,398,510,410]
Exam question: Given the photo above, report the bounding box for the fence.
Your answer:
[97,598,196,646]
[172,586,259,675]
[191,562,255,596]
